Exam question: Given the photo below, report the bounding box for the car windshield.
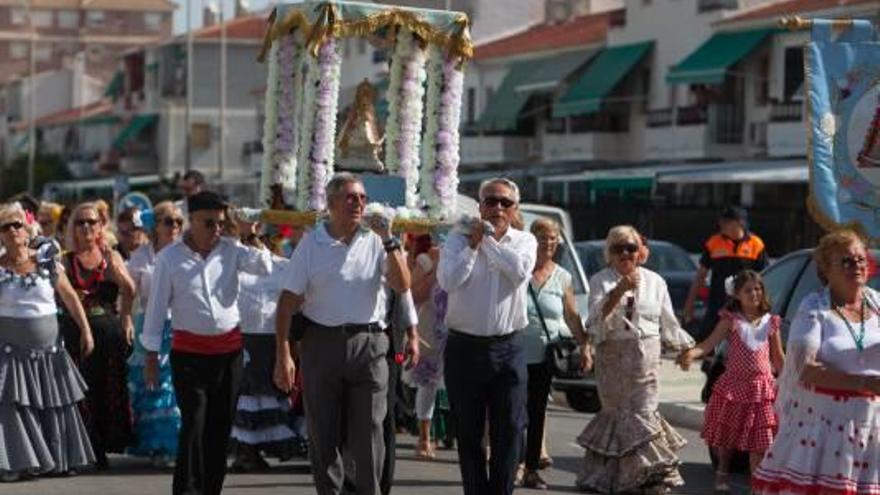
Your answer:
[555,242,587,295]
[642,243,696,272]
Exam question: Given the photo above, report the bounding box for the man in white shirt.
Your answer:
[437,178,537,495]
[142,190,271,495]
[273,173,415,495]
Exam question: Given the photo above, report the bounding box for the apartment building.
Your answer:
[0,0,175,83]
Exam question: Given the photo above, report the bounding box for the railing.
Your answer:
[710,104,744,144]
[770,101,804,122]
[676,105,707,126]
[647,108,673,128]
[697,0,739,13]
[609,9,626,28]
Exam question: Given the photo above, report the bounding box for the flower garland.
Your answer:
[385,28,428,209]
[296,37,342,211]
[420,46,464,220]
[258,42,280,208]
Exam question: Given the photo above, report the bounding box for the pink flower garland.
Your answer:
[272,34,301,205]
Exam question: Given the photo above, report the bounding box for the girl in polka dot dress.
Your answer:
[678,270,785,492]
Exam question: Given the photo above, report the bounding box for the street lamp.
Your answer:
[19,0,36,195]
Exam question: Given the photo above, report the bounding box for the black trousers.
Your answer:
[379,359,401,495]
[524,361,554,470]
[170,349,243,495]
[445,330,528,495]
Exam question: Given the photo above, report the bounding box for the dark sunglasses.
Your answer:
[481,196,516,209]
[75,218,100,228]
[202,218,227,230]
[840,256,868,270]
[611,243,640,255]
[0,221,24,233]
[344,193,368,204]
[162,217,185,228]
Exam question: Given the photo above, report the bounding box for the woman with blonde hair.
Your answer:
[0,202,95,481]
[576,225,693,494]
[753,229,880,494]
[126,201,183,467]
[61,201,136,469]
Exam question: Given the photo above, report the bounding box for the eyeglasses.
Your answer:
[0,221,24,233]
[344,193,368,205]
[481,196,516,209]
[840,256,869,270]
[75,218,100,228]
[610,243,640,255]
[202,218,227,230]
[162,217,185,228]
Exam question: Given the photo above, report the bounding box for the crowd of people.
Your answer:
[0,171,877,495]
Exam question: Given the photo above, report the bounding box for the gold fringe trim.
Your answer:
[259,3,472,63]
[260,209,439,233]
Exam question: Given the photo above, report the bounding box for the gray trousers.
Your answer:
[300,326,389,495]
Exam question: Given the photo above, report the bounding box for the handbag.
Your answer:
[528,283,581,378]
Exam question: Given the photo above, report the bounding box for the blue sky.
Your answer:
[172,0,274,34]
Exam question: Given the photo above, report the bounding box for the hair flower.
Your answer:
[724,275,736,297]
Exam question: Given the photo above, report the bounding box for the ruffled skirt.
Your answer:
[127,313,180,457]
[230,334,305,460]
[702,371,778,452]
[752,385,880,495]
[576,338,685,493]
[0,315,95,474]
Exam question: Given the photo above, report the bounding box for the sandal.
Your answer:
[714,471,731,492]
[522,470,549,490]
[415,439,435,459]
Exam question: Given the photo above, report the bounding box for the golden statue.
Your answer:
[336,79,385,172]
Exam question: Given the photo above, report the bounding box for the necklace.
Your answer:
[833,296,867,352]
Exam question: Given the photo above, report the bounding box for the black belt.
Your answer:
[306,319,384,335]
[449,328,516,343]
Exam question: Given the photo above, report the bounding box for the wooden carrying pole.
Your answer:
[778,15,856,31]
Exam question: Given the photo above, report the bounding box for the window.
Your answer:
[87,11,105,27]
[9,41,27,59]
[144,13,162,30]
[485,86,494,108]
[10,8,26,25]
[466,87,476,123]
[31,10,52,27]
[57,10,79,29]
[783,47,805,101]
[35,44,51,61]
[756,56,770,106]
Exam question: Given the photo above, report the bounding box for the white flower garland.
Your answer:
[385,28,427,209]
[258,42,280,208]
[420,46,464,220]
[296,38,342,211]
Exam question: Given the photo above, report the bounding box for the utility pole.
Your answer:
[184,0,193,172]
[218,2,226,180]
[26,0,35,195]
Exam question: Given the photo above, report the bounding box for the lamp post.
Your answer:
[218,1,226,180]
[22,0,35,195]
[185,0,193,172]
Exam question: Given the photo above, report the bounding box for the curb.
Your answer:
[658,400,705,431]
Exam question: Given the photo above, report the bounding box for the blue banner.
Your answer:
[806,19,880,240]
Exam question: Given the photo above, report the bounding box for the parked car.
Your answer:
[574,240,707,335]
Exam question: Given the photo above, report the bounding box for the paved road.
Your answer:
[3,403,752,495]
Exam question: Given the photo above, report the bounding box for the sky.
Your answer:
[172,0,274,34]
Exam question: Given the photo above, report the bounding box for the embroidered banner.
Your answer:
[806,20,880,240]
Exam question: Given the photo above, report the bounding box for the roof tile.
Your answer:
[720,0,877,24]
[474,10,613,60]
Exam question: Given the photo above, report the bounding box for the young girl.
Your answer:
[677,269,785,492]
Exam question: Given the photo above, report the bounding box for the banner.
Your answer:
[806,20,880,240]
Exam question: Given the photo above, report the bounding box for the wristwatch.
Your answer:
[383,237,402,253]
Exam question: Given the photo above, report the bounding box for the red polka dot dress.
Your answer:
[702,310,780,452]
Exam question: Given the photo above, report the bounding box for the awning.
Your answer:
[553,41,653,118]
[514,49,597,93]
[112,114,157,150]
[477,61,535,132]
[655,160,807,184]
[104,71,123,98]
[666,29,775,85]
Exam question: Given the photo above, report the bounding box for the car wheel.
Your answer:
[565,390,601,413]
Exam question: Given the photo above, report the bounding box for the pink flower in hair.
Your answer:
[24,210,35,226]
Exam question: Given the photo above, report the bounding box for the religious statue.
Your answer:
[336,79,385,173]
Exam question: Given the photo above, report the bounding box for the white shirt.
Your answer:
[128,243,157,312]
[281,223,389,327]
[437,227,537,336]
[141,237,272,352]
[239,255,287,335]
[586,266,694,349]
[0,264,59,318]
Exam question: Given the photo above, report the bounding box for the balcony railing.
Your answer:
[647,108,673,128]
[676,105,707,126]
[697,0,739,13]
[609,9,626,28]
[710,104,744,145]
[770,101,804,123]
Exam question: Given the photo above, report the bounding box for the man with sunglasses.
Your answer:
[437,177,537,495]
[142,190,272,495]
[273,173,414,495]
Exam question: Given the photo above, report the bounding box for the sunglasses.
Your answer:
[162,217,185,228]
[611,243,640,255]
[481,196,516,209]
[344,193,368,204]
[75,218,100,228]
[202,218,227,230]
[0,221,24,233]
[840,256,868,270]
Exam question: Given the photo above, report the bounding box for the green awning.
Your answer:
[590,177,653,191]
[104,72,123,98]
[477,61,535,132]
[667,29,775,85]
[112,114,157,150]
[81,115,120,127]
[553,41,653,118]
[515,50,597,93]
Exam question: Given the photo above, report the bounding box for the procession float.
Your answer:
[248,1,473,233]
